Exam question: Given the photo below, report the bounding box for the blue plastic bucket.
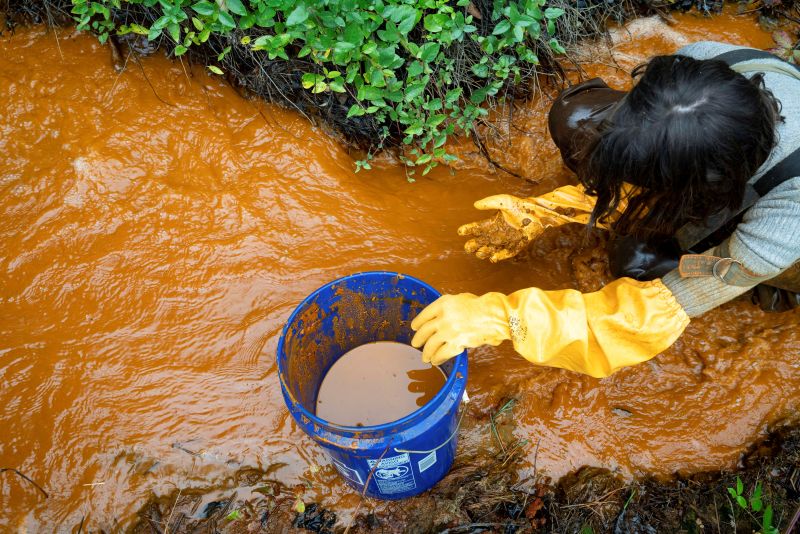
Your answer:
[277,271,468,500]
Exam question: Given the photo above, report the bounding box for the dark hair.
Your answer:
[578,54,781,240]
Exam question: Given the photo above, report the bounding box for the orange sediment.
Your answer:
[0,8,796,530]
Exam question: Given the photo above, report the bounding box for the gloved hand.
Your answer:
[410,277,689,378]
[459,184,637,262]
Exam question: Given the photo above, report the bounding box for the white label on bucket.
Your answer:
[366,453,416,494]
[418,450,437,473]
[331,458,363,485]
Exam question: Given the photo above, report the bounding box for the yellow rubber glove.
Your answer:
[460,183,638,262]
[410,278,689,378]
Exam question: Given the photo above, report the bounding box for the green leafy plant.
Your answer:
[68,0,567,176]
[727,477,778,534]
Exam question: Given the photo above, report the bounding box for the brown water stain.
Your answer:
[0,8,797,531]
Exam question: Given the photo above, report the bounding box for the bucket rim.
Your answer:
[276,270,468,436]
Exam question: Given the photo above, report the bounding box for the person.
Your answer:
[410,41,800,378]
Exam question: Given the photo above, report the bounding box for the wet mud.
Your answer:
[1,7,799,532]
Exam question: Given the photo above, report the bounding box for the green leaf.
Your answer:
[752,481,763,499]
[471,63,489,77]
[391,5,417,24]
[750,497,763,512]
[152,15,171,30]
[218,10,235,29]
[419,42,440,62]
[736,495,747,509]
[445,87,462,104]
[407,61,424,78]
[405,81,427,102]
[513,24,524,42]
[226,509,242,521]
[424,98,442,111]
[378,47,402,68]
[175,44,188,55]
[207,65,224,75]
[312,80,327,93]
[347,104,366,118]
[397,8,417,34]
[377,22,401,43]
[470,86,490,104]
[334,41,356,53]
[369,68,385,88]
[360,85,384,101]
[286,4,309,25]
[544,7,565,19]
[427,113,446,128]
[217,46,231,61]
[167,23,181,43]
[404,122,423,135]
[225,0,247,16]
[130,23,150,35]
[736,477,743,495]
[424,13,448,33]
[328,78,345,92]
[762,504,774,532]
[301,73,319,89]
[492,20,511,35]
[192,1,215,16]
[549,38,566,54]
[294,498,305,514]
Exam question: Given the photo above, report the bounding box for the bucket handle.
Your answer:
[393,391,469,455]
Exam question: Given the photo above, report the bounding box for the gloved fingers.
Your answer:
[475,245,500,260]
[458,213,508,238]
[457,220,483,237]
[464,238,482,254]
[410,320,438,349]
[410,298,444,331]
[473,194,519,212]
[489,248,517,263]
[420,331,447,364]
[429,341,463,366]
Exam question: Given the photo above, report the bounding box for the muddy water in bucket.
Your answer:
[315,342,446,427]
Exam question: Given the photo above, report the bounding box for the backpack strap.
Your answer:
[712,48,800,76]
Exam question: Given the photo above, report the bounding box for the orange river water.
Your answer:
[1,9,798,531]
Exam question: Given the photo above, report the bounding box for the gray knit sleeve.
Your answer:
[663,177,800,317]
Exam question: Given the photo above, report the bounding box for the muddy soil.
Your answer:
[1,6,800,534]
